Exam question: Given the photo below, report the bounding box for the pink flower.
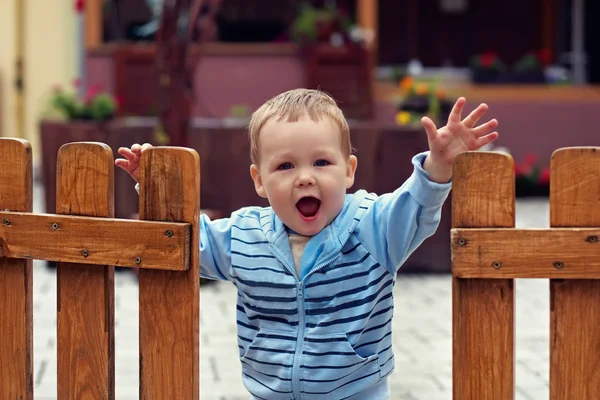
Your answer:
[74,0,84,13]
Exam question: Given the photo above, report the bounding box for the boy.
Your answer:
[116,89,498,399]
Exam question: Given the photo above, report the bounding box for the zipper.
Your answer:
[292,281,305,399]
[269,247,303,399]
[292,253,341,399]
[270,246,342,399]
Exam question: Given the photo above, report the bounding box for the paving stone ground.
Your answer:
[28,173,552,399]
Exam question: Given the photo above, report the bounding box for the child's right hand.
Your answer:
[115,143,153,183]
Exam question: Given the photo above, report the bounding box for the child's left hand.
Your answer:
[421,97,498,182]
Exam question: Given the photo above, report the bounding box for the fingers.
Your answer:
[117,143,153,161]
[117,147,137,161]
[421,116,439,142]
[141,143,153,150]
[131,143,153,155]
[131,143,142,154]
[472,118,498,136]
[462,103,488,128]
[475,132,499,148]
[448,97,466,124]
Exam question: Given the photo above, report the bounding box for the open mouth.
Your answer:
[296,196,321,221]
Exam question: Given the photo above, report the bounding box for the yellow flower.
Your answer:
[399,76,414,93]
[396,111,411,125]
[415,83,429,96]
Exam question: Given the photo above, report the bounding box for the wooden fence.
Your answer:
[1,137,598,399]
[451,147,600,399]
[0,138,200,399]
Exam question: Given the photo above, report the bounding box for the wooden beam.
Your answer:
[357,0,378,49]
[85,0,103,49]
[452,228,600,279]
[541,0,556,59]
[0,212,191,270]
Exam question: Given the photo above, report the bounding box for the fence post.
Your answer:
[549,147,600,399]
[0,138,33,399]
[138,147,200,399]
[56,142,115,398]
[452,152,516,400]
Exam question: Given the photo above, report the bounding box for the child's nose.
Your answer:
[296,173,316,187]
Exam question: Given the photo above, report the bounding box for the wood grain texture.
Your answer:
[0,138,33,399]
[452,228,600,278]
[452,152,515,400]
[139,147,200,399]
[56,142,115,399]
[550,147,600,400]
[0,212,190,270]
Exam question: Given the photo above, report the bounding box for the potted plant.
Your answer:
[511,49,550,83]
[469,51,506,83]
[290,3,353,45]
[395,76,455,127]
[44,81,119,122]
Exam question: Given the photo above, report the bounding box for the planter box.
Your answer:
[40,118,452,273]
[472,70,546,84]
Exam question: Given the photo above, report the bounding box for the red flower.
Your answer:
[538,49,552,65]
[114,95,122,107]
[73,78,81,88]
[74,0,84,13]
[538,167,550,185]
[514,163,523,176]
[480,51,498,68]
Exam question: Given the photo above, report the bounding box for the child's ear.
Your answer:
[345,155,358,189]
[250,164,267,198]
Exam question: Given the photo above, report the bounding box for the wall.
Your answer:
[0,0,77,162]
[0,0,16,140]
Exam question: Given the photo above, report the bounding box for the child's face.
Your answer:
[250,114,357,236]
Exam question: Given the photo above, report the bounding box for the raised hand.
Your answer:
[421,97,499,168]
[115,143,153,183]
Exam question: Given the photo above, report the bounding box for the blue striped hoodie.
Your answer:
[157,152,450,399]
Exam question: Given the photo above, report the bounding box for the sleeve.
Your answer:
[355,152,452,274]
[134,183,232,281]
[198,213,233,281]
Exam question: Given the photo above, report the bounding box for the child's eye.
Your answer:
[314,159,330,167]
[277,162,293,170]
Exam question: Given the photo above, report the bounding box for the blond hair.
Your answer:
[248,89,351,165]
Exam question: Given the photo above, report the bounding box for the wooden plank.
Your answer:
[139,147,200,399]
[84,0,103,49]
[550,147,600,400]
[452,152,515,400]
[0,138,33,399]
[451,228,600,278]
[0,212,190,270]
[57,143,115,399]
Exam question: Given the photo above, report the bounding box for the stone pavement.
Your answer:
[28,171,552,399]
